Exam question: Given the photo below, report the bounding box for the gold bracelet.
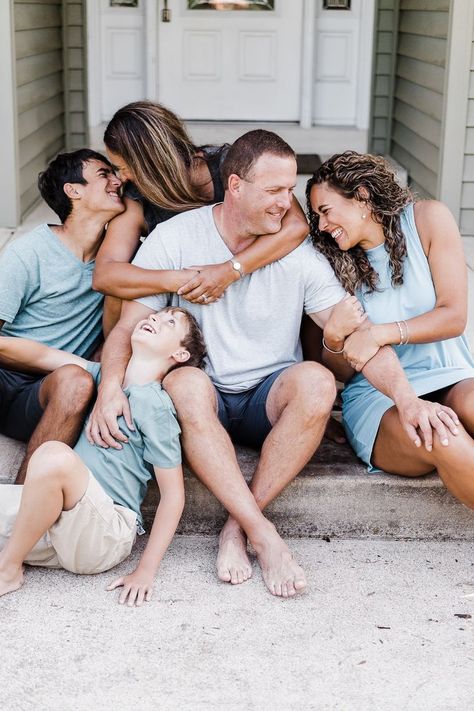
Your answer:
[322,336,344,354]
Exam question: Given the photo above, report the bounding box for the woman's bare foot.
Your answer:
[324,415,346,444]
[216,518,252,585]
[0,559,25,598]
[252,522,307,598]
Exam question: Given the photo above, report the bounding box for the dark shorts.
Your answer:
[215,368,287,449]
[0,369,45,441]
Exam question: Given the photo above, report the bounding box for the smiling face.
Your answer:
[106,149,134,183]
[309,182,371,252]
[74,159,124,217]
[234,153,297,235]
[131,309,190,362]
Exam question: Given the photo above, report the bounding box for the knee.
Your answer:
[26,441,76,484]
[44,365,95,410]
[287,363,336,417]
[163,366,215,421]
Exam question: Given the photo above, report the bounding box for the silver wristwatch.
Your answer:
[229,259,244,279]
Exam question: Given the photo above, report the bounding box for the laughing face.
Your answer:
[131,309,190,360]
[77,159,124,217]
[236,153,297,236]
[310,182,371,251]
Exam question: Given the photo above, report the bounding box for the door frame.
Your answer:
[87,0,375,131]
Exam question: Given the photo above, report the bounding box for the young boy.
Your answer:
[0,307,206,607]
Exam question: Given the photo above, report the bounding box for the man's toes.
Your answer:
[281,582,289,598]
[286,579,296,597]
[294,576,307,592]
[217,567,232,583]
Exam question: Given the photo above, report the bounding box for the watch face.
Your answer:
[233,261,241,270]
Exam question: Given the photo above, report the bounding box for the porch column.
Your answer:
[0,1,20,229]
[438,0,474,222]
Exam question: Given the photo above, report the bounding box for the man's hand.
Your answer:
[396,395,460,451]
[107,567,154,607]
[177,263,236,303]
[343,328,381,371]
[85,379,134,448]
[323,295,367,348]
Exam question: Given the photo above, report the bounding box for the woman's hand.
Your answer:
[395,396,460,451]
[324,295,367,346]
[177,262,236,304]
[342,327,380,371]
[107,567,154,607]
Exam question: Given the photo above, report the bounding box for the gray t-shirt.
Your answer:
[74,363,182,529]
[133,205,346,392]
[0,224,103,357]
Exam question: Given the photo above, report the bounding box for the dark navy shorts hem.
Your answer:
[0,368,45,441]
[215,368,288,449]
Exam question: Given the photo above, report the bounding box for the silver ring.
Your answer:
[200,294,207,303]
[436,411,443,417]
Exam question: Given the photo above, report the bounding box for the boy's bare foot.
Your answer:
[0,560,25,598]
[253,522,307,598]
[217,519,252,585]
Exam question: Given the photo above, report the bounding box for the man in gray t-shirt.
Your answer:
[0,149,124,483]
[88,130,350,599]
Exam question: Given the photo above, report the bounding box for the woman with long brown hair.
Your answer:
[306,151,474,509]
[93,101,309,332]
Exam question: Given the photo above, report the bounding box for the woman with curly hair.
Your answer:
[306,151,474,505]
[93,101,308,332]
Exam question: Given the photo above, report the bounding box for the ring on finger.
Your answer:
[200,294,208,303]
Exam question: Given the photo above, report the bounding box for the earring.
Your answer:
[361,213,366,219]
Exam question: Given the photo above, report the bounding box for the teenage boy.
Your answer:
[0,307,206,606]
[0,149,123,483]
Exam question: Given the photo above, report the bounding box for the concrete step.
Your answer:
[1,433,473,541]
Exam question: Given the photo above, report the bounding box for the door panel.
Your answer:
[157,0,303,121]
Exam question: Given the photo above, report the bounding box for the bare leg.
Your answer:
[163,367,314,597]
[373,402,474,507]
[443,379,474,437]
[300,316,346,443]
[0,442,89,597]
[221,362,336,597]
[15,365,95,484]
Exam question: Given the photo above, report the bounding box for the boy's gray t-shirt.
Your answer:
[132,205,346,392]
[0,224,103,357]
[74,363,182,529]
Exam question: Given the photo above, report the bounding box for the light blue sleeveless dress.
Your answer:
[342,202,474,472]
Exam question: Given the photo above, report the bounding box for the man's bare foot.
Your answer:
[324,415,346,444]
[217,519,252,585]
[252,522,306,598]
[0,560,25,598]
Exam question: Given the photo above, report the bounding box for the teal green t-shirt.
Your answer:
[0,224,103,357]
[74,363,182,529]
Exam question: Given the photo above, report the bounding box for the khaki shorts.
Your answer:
[0,471,137,574]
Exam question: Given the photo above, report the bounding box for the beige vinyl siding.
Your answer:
[63,0,88,149]
[390,0,450,199]
[14,0,65,219]
[461,34,474,235]
[370,0,399,155]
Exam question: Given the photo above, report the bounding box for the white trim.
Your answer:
[0,1,19,228]
[145,0,158,97]
[438,0,474,221]
[356,0,376,131]
[299,0,315,128]
[85,0,102,127]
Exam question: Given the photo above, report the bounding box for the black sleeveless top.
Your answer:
[123,144,230,235]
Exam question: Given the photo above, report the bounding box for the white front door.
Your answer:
[157,0,304,121]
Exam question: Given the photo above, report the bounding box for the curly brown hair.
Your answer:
[305,151,413,294]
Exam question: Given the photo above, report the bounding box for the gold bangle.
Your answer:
[322,336,344,354]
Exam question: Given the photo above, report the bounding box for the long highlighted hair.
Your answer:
[104,101,209,212]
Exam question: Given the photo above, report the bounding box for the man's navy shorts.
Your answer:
[215,368,287,449]
[0,369,44,441]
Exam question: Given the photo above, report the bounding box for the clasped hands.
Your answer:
[324,295,378,371]
[176,262,237,304]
